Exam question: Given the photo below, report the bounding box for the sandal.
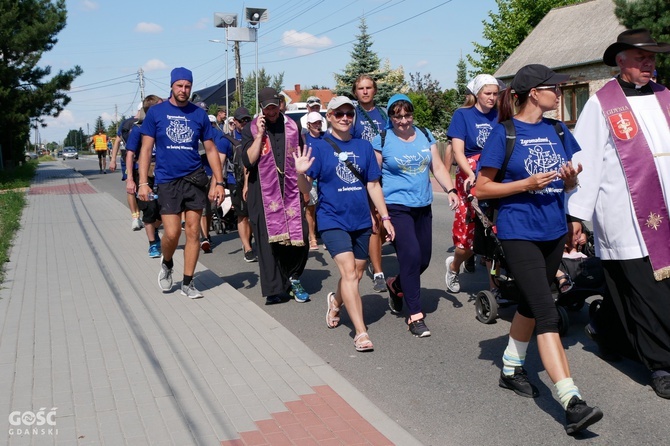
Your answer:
[556,274,574,294]
[309,239,319,250]
[353,332,374,352]
[326,292,340,329]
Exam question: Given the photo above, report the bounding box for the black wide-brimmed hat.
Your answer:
[603,28,670,66]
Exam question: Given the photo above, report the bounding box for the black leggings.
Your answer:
[501,236,566,334]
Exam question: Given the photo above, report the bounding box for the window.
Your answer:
[562,84,589,125]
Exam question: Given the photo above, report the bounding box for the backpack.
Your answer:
[222,132,244,184]
[120,117,139,146]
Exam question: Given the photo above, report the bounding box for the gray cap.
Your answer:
[327,96,355,111]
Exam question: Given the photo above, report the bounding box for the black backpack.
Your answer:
[120,117,139,146]
[221,133,244,184]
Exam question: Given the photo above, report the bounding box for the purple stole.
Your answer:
[250,116,304,246]
[596,79,670,281]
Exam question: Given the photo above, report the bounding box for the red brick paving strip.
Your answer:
[29,182,97,195]
[221,385,394,446]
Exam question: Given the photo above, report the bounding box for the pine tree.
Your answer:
[614,0,670,85]
[334,18,405,104]
[0,0,82,164]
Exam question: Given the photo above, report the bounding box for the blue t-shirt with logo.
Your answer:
[306,137,381,232]
[447,106,498,158]
[479,118,581,241]
[140,101,215,184]
[351,106,387,142]
[372,126,436,207]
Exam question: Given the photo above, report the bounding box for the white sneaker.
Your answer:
[181,282,204,299]
[445,256,461,293]
[131,218,143,231]
[158,258,173,292]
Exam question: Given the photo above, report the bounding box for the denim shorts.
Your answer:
[320,228,371,260]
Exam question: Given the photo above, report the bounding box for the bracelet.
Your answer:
[381,216,391,221]
[138,183,149,187]
[215,182,225,187]
[446,188,457,194]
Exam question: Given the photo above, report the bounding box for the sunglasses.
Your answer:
[332,111,355,119]
[535,85,561,94]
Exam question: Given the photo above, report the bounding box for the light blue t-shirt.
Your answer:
[372,126,436,207]
[140,101,215,184]
[306,137,381,232]
[351,106,387,142]
[479,118,581,241]
[447,106,498,158]
[201,133,233,183]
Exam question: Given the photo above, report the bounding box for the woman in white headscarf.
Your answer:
[445,74,502,299]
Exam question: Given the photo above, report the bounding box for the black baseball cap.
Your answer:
[258,87,280,109]
[511,64,570,95]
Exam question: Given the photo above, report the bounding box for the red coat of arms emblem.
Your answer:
[608,112,638,140]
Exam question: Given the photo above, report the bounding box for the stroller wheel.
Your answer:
[557,305,569,337]
[565,300,585,311]
[475,290,498,324]
[589,298,603,320]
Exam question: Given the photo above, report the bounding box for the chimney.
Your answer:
[295,84,301,95]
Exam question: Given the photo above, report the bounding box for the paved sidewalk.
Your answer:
[0,162,422,445]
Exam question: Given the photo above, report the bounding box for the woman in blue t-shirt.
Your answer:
[446,74,500,297]
[372,94,458,338]
[477,64,601,435]
[294,96,395,353]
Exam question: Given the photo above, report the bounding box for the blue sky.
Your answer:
[40,0,498,143]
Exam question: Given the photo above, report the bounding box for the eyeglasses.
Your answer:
[535,85,561,94]
[332,111,355,119]
[391,113,413,122]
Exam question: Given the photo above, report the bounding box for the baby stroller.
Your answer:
[210,189,235,234]
[467,194,602,336]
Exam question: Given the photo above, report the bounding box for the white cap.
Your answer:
[208,114,216,123]
[307,111,322,123]
[327,96,355,111]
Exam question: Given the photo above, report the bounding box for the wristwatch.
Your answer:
[215,181,225,187]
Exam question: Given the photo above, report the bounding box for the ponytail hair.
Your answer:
[497,88,530,122]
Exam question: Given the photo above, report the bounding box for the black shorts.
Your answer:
[231,183,249,218]
[97,150,107,159]
[156,177,207,215]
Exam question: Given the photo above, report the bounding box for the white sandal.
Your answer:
[353,332,374,352]
[326,292,340,329]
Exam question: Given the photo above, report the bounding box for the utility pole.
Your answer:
[138,68,145,101]
[234,41,243,107]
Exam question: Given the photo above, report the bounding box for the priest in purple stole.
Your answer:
[567,29,670,400]
[241,88,312,304]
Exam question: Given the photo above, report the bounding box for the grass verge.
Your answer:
[0,160,37,284]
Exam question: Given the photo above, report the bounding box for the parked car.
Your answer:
[56,149,63,157]
[24,151,38,162]
[62,147,78,160]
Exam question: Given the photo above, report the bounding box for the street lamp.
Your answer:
[244,7,269,114]
[213,13,238,118]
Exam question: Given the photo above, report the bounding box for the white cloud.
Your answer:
[194,18,209,30]
[143,59,168,72]
[81,1,99,11]
[282,30,332,51]
[416,60,429,68]
[135,22,163,34]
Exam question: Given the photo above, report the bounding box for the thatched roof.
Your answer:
[494,0,626,79]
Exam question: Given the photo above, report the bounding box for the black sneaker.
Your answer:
[651,374,670,399]
[408,318,431,337]
[244,250,258,263]
[265,294,281,305]
[565,396,603,435]
[386,276,403,314]
[464,255,476,273]
[499,367,539,398]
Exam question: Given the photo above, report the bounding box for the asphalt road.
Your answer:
[71,155,670,445]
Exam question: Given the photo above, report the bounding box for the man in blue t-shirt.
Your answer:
[350,74,389,293]
[109,111,142,230]
[137,67,225,299]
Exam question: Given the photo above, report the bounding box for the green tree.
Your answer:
[333,18,405,104]
[614,0,670,85]
[407,72,446,130]
[93,116,105,134]
[242,68,284,112]
[468,0,582,75]
[63,128,85,150]
[0,0,83,165]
